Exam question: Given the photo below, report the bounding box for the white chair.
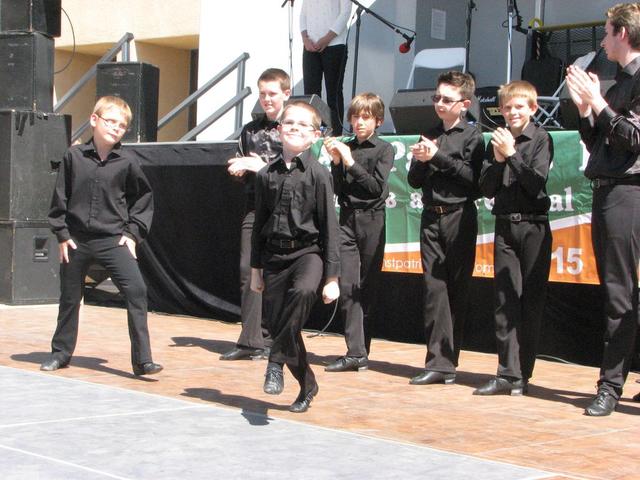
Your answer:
[534,51,597,128]
[405,47,467,89]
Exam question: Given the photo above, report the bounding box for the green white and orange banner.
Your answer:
[313,131,597,285]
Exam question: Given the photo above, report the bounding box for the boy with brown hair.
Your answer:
[407,71,485,385]
[322,92,394,372]
[251,101,340,413]
[221,68,291,361]
[41,96,162,376]
[476,80,553,396]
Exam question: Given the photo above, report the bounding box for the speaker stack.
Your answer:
[0,0,70,304]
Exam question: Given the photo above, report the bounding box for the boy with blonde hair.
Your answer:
[42,96,162,376]
[476,80,553,396]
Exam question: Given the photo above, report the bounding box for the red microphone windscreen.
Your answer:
[399,42,410,54]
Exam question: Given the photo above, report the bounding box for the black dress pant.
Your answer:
[420,204,477,374]
[592,184,640,399]
[303,44,347,134]
[50,235,152,366]
[338,208,385,358]
[236,210,271,350]
[493,218,552,381]
[263,252,323,392]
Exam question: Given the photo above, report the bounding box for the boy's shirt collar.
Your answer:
[513,121,537,140]
[80,138,124,162]
[346,132,379,147]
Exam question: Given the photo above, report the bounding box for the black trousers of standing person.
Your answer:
[50,235,153,367]
[236,210,271,350]
[493,218,552,381]
[339,207,385,358]
[420,204,478,374]
[263,251,323,393]
[303,44,347,134]
[591,184,640,399]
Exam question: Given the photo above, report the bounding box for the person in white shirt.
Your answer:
[300,0,352,134]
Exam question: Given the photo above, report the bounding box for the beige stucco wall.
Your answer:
[53,0,199,141]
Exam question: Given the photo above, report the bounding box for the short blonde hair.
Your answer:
[92,96,132,126]
[347,92,385,123]
[498,80,538,107]
[282,101,321,130]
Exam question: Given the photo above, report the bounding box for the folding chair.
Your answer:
[534,51,597,128]
[405,47,466,89]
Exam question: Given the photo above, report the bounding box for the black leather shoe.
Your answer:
[324,356,368,372]
[219,347,263,361]
[289,384,319,413]
[409,370,455,385]
[473,376,524,396]
[263,365,284,395]
[585,391,617,416]
[251,347,270,361]
[40,358,67,371]
[132,362,163,376]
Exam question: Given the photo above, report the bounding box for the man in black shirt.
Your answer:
[477,81,553,396]
[566,2,640,416]
[220,68,290,361]
[251,101,340,413]
[41,96,162,376]
[407,72,484,386]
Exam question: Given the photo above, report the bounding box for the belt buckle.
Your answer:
[510,213,522,222]
[434,205,445,214]
[280,239,295,249]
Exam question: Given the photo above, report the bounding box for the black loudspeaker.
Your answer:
[96,62,160,142]
[251,94,332,128]
[0,220,59,304]
[474,86,505,131]
[0,32,53,111]
[389,89,479,135]
[559,79,616,130]
[0,110,71,221]
[0,0,61,37]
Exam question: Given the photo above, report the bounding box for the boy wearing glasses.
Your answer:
[407,71,484,386]
[475,80,553,396]
[220,68,291,362]
[41,96,162,377]
[251,101,340,413]
[322,93,394,372]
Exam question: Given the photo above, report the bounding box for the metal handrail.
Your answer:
[159,52,250,139]
[56,32,135,142]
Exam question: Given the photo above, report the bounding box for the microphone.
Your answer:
[399,35,415,54]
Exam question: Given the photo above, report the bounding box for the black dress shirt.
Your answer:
[251,149,340,278]
[49,140,153,244]
[237,116,282,210]
[580,56,640,179]
[479,122,553,214]
[407,121,484,205]
[330,134,395,210]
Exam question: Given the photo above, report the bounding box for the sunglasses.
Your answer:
[431,94,464,105]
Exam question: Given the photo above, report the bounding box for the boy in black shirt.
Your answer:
[41,96,162,376]
[220,68,290,361]
[323,92,394,372]
[251,101,340,413]
[476,80,553,396]
[407,71,485,385]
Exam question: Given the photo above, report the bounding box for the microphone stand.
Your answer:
[283,0,295,89]
[507,0,514,83]
[348,0,414,99]
[465,0,476,73]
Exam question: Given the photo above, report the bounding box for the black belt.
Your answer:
[496,213,548,223]
[268,238,311,250]
[424,203,465,215]
[591,176,640,189]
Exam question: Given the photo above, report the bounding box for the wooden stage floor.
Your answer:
[1,303,639,479]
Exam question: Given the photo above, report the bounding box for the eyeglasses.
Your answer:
[280,119,318,131]
[98,115,128,132]
[431,94,464,105]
